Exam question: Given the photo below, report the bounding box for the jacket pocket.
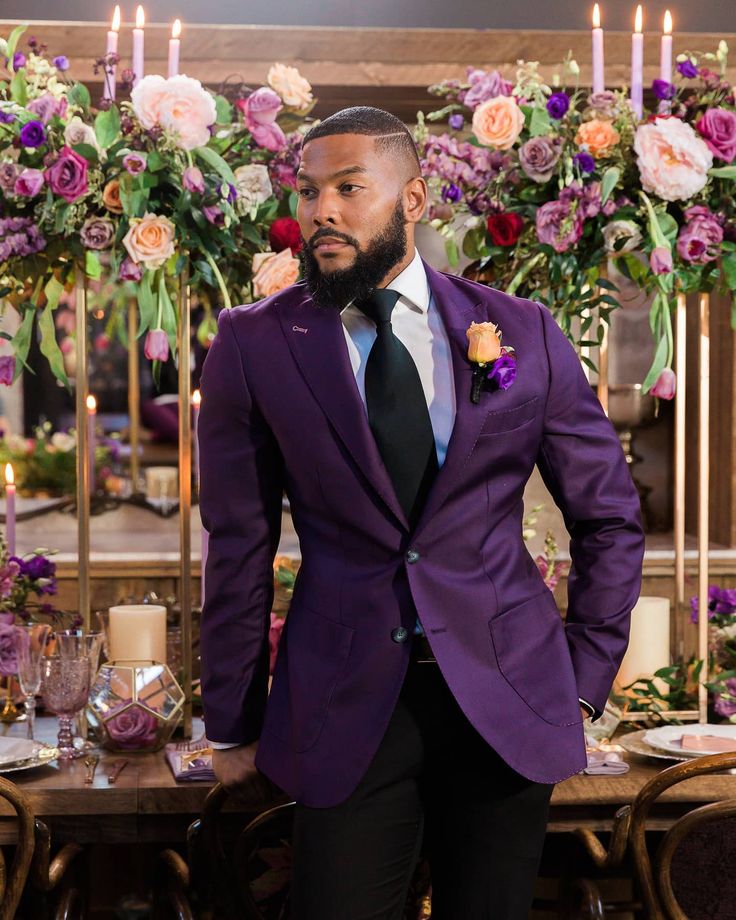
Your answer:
[477,396,539,436]
[489,591,583,726]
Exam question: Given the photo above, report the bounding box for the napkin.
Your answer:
[164,736,216,782]
[583,741,630,775]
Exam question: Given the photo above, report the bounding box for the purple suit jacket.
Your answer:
[198,260,644,807]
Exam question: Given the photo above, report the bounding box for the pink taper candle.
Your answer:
[87,395,97,496]
[102,5,120,102]
[168,19,181,78]
[591,4,605,94]
[4,464,15,557]
[132,5,145,88]
[631,4,644,120]
[660,10,673,113]
[191,389,207,608]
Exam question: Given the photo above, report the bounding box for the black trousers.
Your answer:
[291,652,555,920]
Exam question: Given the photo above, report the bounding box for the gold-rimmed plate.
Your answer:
[0,744,59,773]
[617,729,692,762]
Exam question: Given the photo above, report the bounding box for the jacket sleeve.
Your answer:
[535,303,645,719]
[198,307,284,744]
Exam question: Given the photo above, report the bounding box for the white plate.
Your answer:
[618,730,692,762]
[0,744,58,773]
[643,724,736,757]
[0,737,44,767]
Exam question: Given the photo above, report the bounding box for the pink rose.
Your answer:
[649,246,673,274]
[144,329,169,362]
[238,87,282,128]
[132,74,216,151]
[695,107,736,163]
[106,702,160,750]
[251,121,287,153]
[44,145,88,203]
[634,117,713,202]
[650,368,676,400]
[182,166,205,194]
[252,248,300,299]
[472,95,525,150]
[14,167,44,197]
[119,257,142,282]
[535,199,583,253]
[26,93,57,125]
[122,213,176,269]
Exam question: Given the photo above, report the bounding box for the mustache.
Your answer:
[306,229,358,250]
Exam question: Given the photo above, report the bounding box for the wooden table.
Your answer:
[0,718,734,844]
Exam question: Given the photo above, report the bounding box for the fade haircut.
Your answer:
[301,106,422,183]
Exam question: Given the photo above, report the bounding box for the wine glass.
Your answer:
[54,629,103,743]
[40,657,90,761]
[15,623,51,740]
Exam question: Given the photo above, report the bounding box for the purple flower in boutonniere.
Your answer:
[466,321,517,404]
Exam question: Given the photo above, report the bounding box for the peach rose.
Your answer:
[575,119,620,158]
[466,321,502,363]
[471,96,525,150]
[102,179,123,213]
[267,63,313,109]
[252,248,300,299]
[122,213,176,269]
[131,74,216,151]
[130,75,168,129]
[634,117,713,202]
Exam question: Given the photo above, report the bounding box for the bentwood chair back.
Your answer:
[627,751,736,920]
[0,776,35,920]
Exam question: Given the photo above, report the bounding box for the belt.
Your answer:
[411,632,437,663]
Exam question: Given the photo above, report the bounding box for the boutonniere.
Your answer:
[466,321,517,405]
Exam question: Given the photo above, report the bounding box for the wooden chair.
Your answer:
[0,776,35,920]
[574,751,736,920]
[26,818,84,920]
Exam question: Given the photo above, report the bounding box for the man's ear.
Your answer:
[404,176,428,224]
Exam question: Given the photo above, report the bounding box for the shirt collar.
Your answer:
[341,248,429,317]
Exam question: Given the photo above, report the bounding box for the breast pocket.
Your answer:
[477,396,539,437]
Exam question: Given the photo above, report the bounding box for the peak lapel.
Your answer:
[278,293,410,531]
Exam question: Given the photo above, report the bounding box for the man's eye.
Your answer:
[341,184,360,193]
[298,188,315,198]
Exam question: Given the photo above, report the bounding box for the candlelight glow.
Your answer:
[172,18,181,39]
[664,10,673,35]
[192,389,201,407]
[111,4,121,31]
[592,3,601,29]
[86,395,97,412]
[135,5,145,29]
[635,4,643,33]
[4,464,14,486]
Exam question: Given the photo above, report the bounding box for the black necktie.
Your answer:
[356,289,439,528]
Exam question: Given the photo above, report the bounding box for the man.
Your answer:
[198,106,644,919]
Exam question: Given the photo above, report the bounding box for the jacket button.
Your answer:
[406,549,420,564]
[391,627,409,643]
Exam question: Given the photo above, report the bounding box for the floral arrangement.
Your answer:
[0,26,313,384]
[415,42,735,393]
[0,422,112,495]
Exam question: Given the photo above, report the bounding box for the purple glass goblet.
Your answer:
[40,657,90,761]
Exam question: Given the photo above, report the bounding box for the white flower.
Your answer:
[634,117,712,202]
[4,433,29,455]
[64,116,103,157]
[267,63,313,109]
[602,220,643,254]
[50,432,76,452]
[132,74,216,151]
[233,164,273,210]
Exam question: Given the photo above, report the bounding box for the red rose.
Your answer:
[486,212,523,247]
[268,216,303,255]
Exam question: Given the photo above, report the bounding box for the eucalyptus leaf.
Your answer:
[709,165,736,180]
[11,307,36,378]
[193,145,237,186]
[9,69,27,107]
[67,82,91,111]
[600,166,620,205]
[215,94,233,124]
[6,25,27,62]
[94,105,121,148]
[137,271,156,337]
[642,333,668,393]
[38,302,69,388]
[71,143,99,164]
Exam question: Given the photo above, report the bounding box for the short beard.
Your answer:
[300,196,408,310]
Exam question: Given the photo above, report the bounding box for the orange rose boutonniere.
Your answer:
[466,321,517,404]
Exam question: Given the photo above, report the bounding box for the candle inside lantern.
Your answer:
[4,464,15,557]
[87,394,97,496]
[132,5,145,88]
[660,10,673,113]
[631,4,644,120]
[108,604,167,664]
[591,4,605,95]
[615,596,671,695]
[168,19,181,78]
[102,5,120,102]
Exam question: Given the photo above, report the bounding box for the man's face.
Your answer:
[296,133,410,309]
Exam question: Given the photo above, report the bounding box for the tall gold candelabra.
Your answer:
[75,267,91,630]
[178,264,193,738]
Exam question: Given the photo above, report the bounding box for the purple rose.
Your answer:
[106,702,160,750]
[26,94,57,125]
[449,113,465,131]
[203,205,225,227]
[144,329,169,362]
[80,216,115,250]
[14,167,44,197]
[44,145,88,203]
[250,121,287,153]
[696,107,736,164]
[182,165,205,194]
[650,367,676,400]
[677,59,699,79]
[0,356,15,386]
[546,92,570,119]
[652,80,676,101]
[12,52,26,70]
[535,198,583,252]
[677,211,724,264]
[519,136,562,183]
[239,87,282,129]
[122,152,147,176]
[52,55,69,71]
[487,353,517,391]
[649,246,673,275]
[587,90,617,119]
[573,152,596,174]
[19,120,46,148]
[462,67,513,109]
[119,257,142,282]
[0,621,19,676]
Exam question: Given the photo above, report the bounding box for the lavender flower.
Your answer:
[461,67,513,108]
[26,94,57,125]
[0,356,15,386]
[12,52,26,70]
[0,216,47,260]
[0,112,16,124]
[203,205,225,227]
[535,198,583,253]
[449,113,465,131]
[52,55,69,71]
[441,182,463,203]
[714,678,736,719]
[19,120,46,148]
[573,152,596,174]
[0,163,19,192]
[0,621,19,675]
[182,166,205,194]
[487,352,517,391]
[226,183,238,204]
[677,59,699,79]
[690,585,736,623]
[122,152,147,176]
[652,79,676,101]
[546,92,570,119]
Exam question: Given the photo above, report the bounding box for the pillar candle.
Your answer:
[4,464,15,557]
[591,4,605,94]
[103,5,120,102]
[192,389,201,488]
[132,5,145,88]
[168,19,181,78]
[616,596,670,692]
[660,10,673,113]
[108,604,167,664]
[86,394,97,496]
[631,4,644,120]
